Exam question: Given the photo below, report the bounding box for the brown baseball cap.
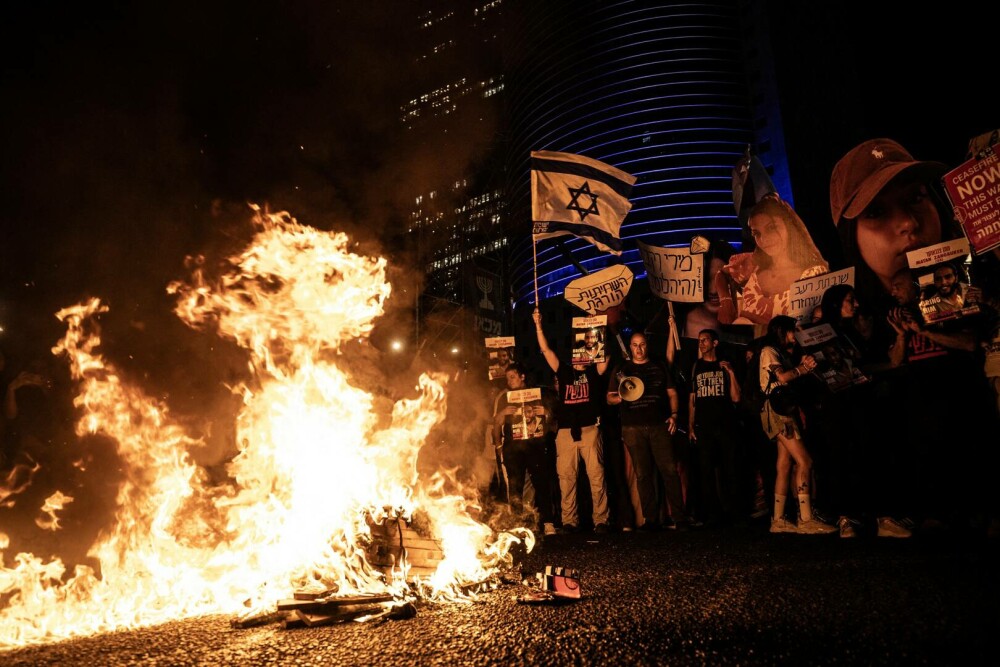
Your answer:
[829,138,947,224]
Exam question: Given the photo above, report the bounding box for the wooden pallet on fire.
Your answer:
[366,517,445,582]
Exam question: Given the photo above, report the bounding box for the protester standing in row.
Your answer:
[607,332,689,531]
[534,308,610,534]
[687,329,744,526]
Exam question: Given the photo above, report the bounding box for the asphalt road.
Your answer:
[3,523,997,666]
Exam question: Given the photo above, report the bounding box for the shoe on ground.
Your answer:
[796,518,837,535]
[621,525,634,533]
[559,524,578,535]
[769,517,798,534]
[671,519,691,532]
[543,523,557,536]
[637,521,661,532]
[593,523,609,534]
[838,516,858,539]
[877,516,913,538]
[685,516,704,529]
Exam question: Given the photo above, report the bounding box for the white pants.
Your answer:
[555,425,609,527]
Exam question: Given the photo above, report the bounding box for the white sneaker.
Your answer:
[770,517,798,534]
[796,518,837,535]
[877,516,912,538]
[543,522,557,536]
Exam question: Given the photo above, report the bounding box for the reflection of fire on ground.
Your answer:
[0,206,530,649]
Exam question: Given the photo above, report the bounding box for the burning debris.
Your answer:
[0,207,531,649]
[33,491,74,531]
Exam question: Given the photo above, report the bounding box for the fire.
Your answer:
[34,492,74,532]
[0,207,528,649]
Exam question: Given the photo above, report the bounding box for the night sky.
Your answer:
[1,1,994,362]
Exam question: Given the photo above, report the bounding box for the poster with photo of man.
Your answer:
[570,315,607,365]
[507,388,546,441]
[795,323,869,393]
[485,336,516,381]
[905,239,981,325]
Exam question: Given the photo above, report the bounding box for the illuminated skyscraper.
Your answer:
[502,0,789,307]
[402,1,789,353]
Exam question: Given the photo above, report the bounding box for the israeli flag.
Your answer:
[531,150,636,256]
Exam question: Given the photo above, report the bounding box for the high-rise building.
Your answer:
[502,0,788,308]
[400,1,508,357]
[401,0,790,358]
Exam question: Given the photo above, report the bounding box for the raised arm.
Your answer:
[533,309,559,373]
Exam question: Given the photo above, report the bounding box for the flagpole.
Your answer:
[532,235,540,307]
[667,301,681,350]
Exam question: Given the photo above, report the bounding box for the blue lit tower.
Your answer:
[502,0,790,307]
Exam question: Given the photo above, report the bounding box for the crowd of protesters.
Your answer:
[486,136,1000,541]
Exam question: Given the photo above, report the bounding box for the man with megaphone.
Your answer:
[607,331,690,531]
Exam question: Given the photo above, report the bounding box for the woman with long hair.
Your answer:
[716,197,829,327]
[759,315,835,535]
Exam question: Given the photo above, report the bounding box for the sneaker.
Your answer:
[769,517,798,534]
[838,516,858,539]
[594,523,609,534]
[543,523,557,536]
[877,516,913,538]
[621,525,635,533]
[796,518,837,535]
[559,524,578,535]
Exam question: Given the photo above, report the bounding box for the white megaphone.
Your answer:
[616,371,645,402]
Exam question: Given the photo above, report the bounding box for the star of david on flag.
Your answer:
[531,150,636,256]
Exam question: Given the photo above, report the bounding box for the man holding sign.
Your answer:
[534,309,611,534]
[493,362,558,536]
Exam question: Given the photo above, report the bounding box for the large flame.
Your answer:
[0,207,526,649]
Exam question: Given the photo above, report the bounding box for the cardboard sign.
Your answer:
[637,241,704,303]
[787,267,855,325]
[506,388,541,404]
[905,238,971,270]
[570,315,607,365]
[563,265,633,315]
[943,150,1000,255]
[485,336,516,381]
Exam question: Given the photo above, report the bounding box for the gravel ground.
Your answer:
[3,522,997,666]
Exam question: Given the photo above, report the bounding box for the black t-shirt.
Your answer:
[555,364,603,430]
[689,357,738,426]
[610,359,674,426]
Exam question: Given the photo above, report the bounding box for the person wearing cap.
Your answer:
[832,138,999,536]
[829,138,951,314]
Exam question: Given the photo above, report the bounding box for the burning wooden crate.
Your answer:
[366,516,445,582]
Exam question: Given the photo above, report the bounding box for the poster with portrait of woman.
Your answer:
[715,197,830,329]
